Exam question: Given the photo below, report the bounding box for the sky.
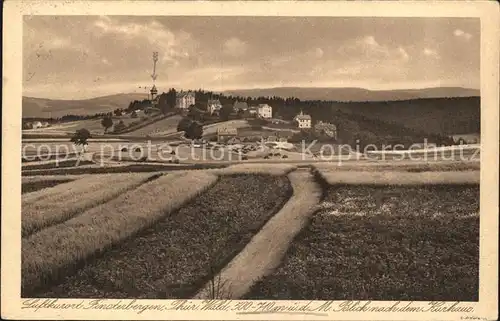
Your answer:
[23,16,480,99]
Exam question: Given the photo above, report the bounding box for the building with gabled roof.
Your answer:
[294,110,312,129]
[176,91,195,109]
[217,127,238,143]
[257,104,273,119]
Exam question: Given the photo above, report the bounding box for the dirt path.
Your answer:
[193,168,322,299]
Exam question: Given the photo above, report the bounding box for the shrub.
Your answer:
[282,155,288,159]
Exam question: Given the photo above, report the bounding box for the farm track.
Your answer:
[194,168,322,299]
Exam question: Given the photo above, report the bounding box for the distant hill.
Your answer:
[223,87,480,102]
[22,93,147,118]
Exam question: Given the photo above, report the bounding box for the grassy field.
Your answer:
[214,163,297,176]
[313,169,480,185]
[313,160,480,173]
[123,114,183,136]
[22,173,155,236]
[27,174,292,299]
[23,116,142,135]
[245,184,479,301]
[22,171,218,296]
[22,159,95,170]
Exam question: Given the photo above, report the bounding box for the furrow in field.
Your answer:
[194,169,322,299]
[22,171,218,296]
[22,173,156,237]
[30,174,293,299]
[22,179,75,194]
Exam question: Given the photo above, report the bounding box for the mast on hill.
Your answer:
[150,51,158,102]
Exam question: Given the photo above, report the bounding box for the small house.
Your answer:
[32,121,43,129]
[294,111,312,129]
[248,106,258,116]
[207,99,222,114]
[233,101,248,112]
[176,91,196,109]
[217,127,238,143]
[257,104,273,119]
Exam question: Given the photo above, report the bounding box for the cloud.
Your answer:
[93,17,196,64]
[423,48,439,58]
[398,47,409,61]
[453,29,472,40]
[338,35,409,63]
[310,47,324,59]
[223,37,248,57]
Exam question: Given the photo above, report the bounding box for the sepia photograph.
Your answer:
[2,1,499,320]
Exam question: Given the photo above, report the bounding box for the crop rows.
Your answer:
[22,173,156,236]
[31,174,293,299]
[246,184,479,301]
[22,171,219,296]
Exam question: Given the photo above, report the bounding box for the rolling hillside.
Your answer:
[23,93,147,118]
[224,87,479,102]
[331,97,480,136]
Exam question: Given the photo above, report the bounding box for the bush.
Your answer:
[282,155,288,159]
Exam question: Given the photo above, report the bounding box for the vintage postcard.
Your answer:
[2,0,499,320]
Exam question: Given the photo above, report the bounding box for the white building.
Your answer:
[176,91,196,109]
[257,104,273,119]
[294,111,312,129]
[32,121,43,129]
[207,99,222,114]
